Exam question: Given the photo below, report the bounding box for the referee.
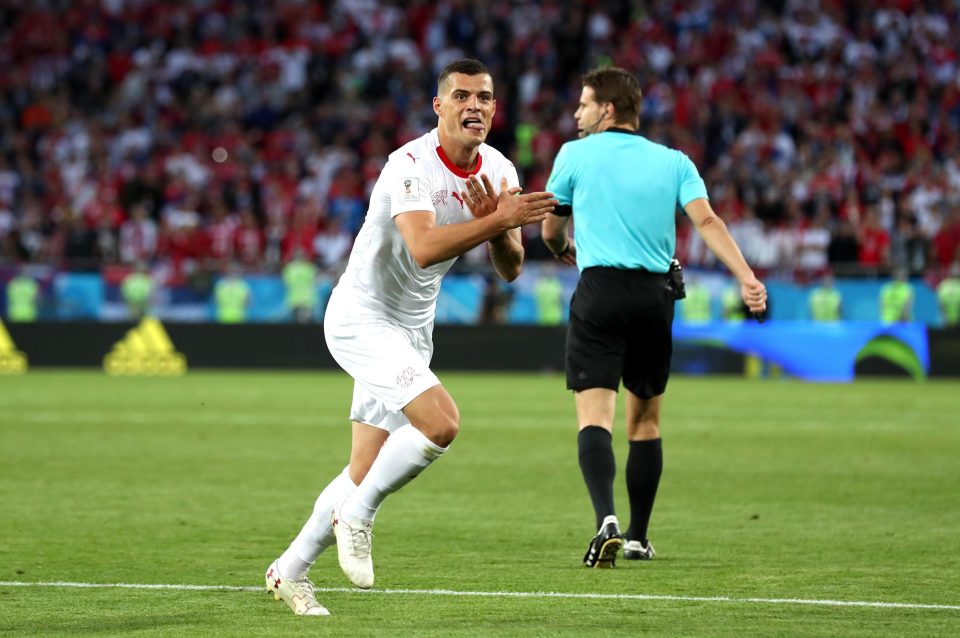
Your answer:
[542,66,766,568]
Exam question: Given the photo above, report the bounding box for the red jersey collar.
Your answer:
[435,144,483,178]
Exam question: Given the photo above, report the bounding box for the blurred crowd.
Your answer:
[1,0,960,288]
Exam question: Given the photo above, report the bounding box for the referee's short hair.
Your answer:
[583,67,642,127]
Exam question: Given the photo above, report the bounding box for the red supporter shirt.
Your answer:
[858,226,890,266]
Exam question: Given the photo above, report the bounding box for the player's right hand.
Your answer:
[495,177,557,228]
[741,278,767,313]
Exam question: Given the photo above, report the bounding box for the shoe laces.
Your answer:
[347,520,373,559]
[290,576,323,609]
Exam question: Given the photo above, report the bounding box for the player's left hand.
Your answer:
[461,174,520,219]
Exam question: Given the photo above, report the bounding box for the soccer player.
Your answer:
[542,66,765,568]
[265,59,557,616]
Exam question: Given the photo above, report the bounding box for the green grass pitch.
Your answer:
[1,370,958,637]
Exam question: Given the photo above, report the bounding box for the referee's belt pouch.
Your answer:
[667,258,686,300]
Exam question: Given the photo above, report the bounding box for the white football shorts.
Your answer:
[324,288,440,432]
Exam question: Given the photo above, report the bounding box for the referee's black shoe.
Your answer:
[583,515,622,568]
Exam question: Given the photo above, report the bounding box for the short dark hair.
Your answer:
[437,58,491,93]
[582,67,642,126]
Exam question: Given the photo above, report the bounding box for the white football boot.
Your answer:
[622,539,656,560]
[265,560,331,616]
[332,504,375,588]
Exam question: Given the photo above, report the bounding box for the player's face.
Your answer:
[575,86,607,138]
[434,73,496,149]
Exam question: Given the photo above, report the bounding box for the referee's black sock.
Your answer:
[625,437,662,544]
[578,426,616,531]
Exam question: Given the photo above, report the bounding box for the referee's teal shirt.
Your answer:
[545,128,708,273]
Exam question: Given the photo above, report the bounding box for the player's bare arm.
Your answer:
[461,174,525,281]
[487,228,524,281]
[684,197,766,312]
[395,188,557,269]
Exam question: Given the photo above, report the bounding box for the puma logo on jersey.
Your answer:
[451,192,464,209]
[406,152,418,163]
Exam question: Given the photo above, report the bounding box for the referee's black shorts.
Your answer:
[566,266,675,399]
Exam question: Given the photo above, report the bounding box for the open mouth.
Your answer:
[462,118,485,132]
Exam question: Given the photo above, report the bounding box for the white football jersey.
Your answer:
[333,128,519,328]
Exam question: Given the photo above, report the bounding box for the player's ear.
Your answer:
[433,96,442,116]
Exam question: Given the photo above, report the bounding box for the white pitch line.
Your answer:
[0,581,958,612]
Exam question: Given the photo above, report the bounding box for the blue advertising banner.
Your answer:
[673,321,929,382]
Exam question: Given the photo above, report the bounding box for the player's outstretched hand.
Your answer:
[492,177,557,228]
[461,174,517,219]
[741,278,767,314]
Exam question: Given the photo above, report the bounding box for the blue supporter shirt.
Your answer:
[546,129,708,273]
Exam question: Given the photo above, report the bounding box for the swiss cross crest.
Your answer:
[396,366,422,388]
[431,190,448,207]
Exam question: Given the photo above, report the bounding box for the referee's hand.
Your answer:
[741,278,767,314]
[551,241,577,266]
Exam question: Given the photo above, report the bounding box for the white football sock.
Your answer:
[341,425,447,522]
[278,466,357,579]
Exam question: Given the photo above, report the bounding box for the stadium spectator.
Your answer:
[936,264,960,328]
[232,208,264,269]
[121,262,155,320]
[889,214,931,277]
[281,207,319,264]
[796,207,832,278]
[282,248,318,323]
[212,262,250,323]
[265,59,556,616]
[540,66,765,568]
[10,196,52,263]
[203,197,239,266]
[827,218,860,274]
[119,203,158,265]
[1,1,960,293]
[312,217,352,273]
[479,272,514,325]
[326,168,367,236]
[678,276,712,323]
[858,206,891,272]
[809,272,842,322]
[59,211,100,272]
[879,269,915,324]
[5,267,39,322]
[533,265,564,326]
[932,210,960,273]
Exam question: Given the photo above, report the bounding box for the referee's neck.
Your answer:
[601,123,637,134]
